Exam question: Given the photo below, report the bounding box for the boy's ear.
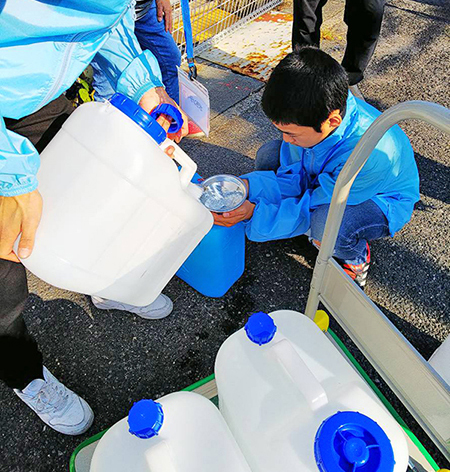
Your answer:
[327,109,343,129]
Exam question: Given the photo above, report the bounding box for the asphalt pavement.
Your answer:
[0,0,449,470]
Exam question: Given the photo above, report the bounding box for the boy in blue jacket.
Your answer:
[214,47,420,288]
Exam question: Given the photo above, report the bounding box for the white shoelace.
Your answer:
[34,381,69,414]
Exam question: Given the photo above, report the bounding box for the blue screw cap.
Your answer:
[110,93,167,145]
[245,312,277,345]
[314,411,395,472]
[128,399,164,439]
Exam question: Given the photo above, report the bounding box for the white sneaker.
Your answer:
[91,294,173,320]
[14,367,94,436]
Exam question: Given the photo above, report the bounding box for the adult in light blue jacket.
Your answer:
[214,48,420,288]
[0,0,187,437]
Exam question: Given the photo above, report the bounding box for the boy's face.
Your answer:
[273,110,343,148]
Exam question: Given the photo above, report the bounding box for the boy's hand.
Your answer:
[213,200,255,227]
[139,87,189,142]
[0,189,43,262]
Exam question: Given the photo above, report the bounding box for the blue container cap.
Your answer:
[314,411,395,472]
[110,93,182,145]
[128,399,164,439]
[245,312,277,345]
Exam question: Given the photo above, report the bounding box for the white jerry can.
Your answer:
[89,391,252,472]
[215,310,410,472]
[18,94,213,306]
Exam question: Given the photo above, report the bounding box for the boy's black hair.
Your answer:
[261,47,349,133]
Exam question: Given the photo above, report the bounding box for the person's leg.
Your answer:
[0,260,44,390]
[292,0,328,50]
[135,4,182,102]
[1,95,74,390]
[255,140,283,171]
[2,96,93,434]
[341,0,385,85]
[310,200,390,286]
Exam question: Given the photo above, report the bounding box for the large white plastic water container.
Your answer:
[429,334,450,386]
[215,310,410,472]
[90,391,252,472]
[18,94,213,306]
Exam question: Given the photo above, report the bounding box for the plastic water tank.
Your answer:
[18,94,213,306]
[215,310,409,472]
[89,391,252,472]
[176,172,245,297]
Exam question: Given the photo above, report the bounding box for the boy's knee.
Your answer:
[255,140,282,171]
[310,205,330,241]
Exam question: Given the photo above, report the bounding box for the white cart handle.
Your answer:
[270,338,328,411]
[161,138,197,189]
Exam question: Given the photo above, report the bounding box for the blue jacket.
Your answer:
[243,93,420,240]
[0,0,164,197]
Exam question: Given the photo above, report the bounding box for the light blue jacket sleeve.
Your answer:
[0,117,39,197]
[93,7,164,103]
[241,170,312,242]
[310,148,393,209]
[241,148,392,242]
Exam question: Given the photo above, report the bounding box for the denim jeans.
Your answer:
[92,4,181,102]
[255,140,390,264]
[135,4,181,102]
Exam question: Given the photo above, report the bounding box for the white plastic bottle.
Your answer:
[90,391,252,472]
[18,94,213,306]
[215,310,410,472]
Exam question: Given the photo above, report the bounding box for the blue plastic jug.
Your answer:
[176,173,246,297]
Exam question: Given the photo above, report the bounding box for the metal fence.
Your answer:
[171,0,282,58]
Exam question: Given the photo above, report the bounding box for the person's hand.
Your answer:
[213,200,255,227]
[0,189,43,263]
[139,86,189,142]
[155,0,173,33]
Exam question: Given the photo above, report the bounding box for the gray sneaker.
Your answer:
[91,294,173,319]
[14,367,94,436]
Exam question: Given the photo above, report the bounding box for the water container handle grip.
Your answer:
[150,103,183,134]
[160,138,197,189]
[270,338,328,411]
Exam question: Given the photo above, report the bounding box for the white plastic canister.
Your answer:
[215,310,409,472]
[18,95,213,306]
[90,391,252,472]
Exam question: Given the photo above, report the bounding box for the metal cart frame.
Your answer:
[303,101,450,462]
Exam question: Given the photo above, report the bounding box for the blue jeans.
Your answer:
[135,4,181,102]
[255,140,390,265]
[92,4,181,102]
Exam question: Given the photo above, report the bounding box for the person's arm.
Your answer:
[309,148,392,209]
[214,169,312,241]
[93,5,163,103]
[92,5,187,138]
[0,117,43,262]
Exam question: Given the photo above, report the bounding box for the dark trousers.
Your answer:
[292,0,385,85]
[0,96,73,390]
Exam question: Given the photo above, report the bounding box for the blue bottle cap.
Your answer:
[314,411,395,472]
[110,94,182,145]
[128,399,164,439]
[244,312,277,345]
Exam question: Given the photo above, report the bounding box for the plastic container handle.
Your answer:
[150,103,183,134]
[160,138,197,189]
[270,338,328,411]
